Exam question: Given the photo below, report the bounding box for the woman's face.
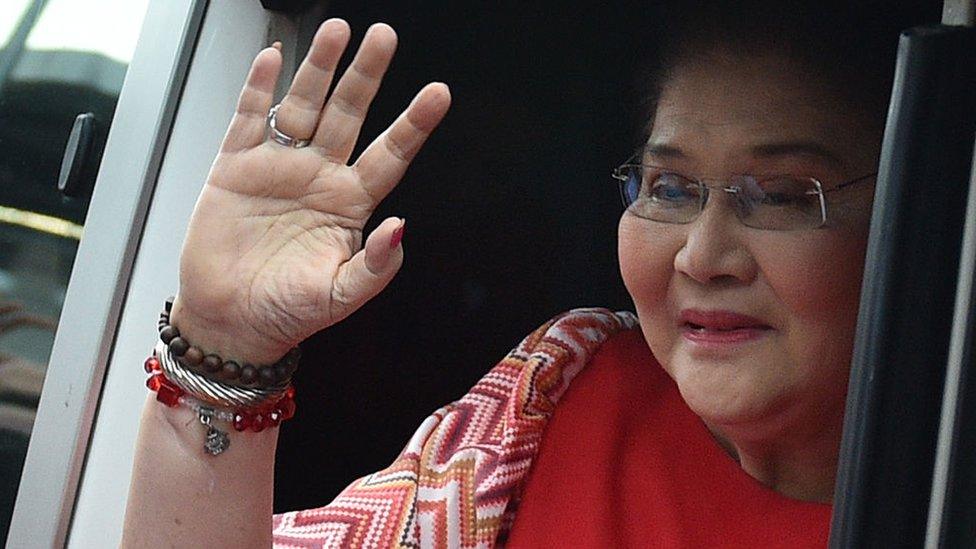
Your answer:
[619,52,879,438]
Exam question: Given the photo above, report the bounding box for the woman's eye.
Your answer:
[646,174,696,204]
[756,177,813,206]
[761,192,799,206]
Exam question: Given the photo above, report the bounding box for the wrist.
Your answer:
[169,296,293,366]
[144,338,297,455]
[145,391,278,458]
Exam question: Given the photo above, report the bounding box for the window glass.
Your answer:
[0,2,31,48]
[0,0,148,543]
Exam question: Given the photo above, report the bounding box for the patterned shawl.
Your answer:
[272,307,638,548]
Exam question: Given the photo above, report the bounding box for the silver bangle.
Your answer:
[155,341,288,408]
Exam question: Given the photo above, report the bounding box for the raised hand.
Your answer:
[171,19,450,364]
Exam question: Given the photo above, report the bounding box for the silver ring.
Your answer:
[267,103,311,148]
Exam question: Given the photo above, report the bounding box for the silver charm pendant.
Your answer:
[198,407,230,455]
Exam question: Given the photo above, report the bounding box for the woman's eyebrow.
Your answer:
[748,141,847,169]
[643,140,847,170]
[643,143,686,160]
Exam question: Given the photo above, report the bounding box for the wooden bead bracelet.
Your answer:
[158,296,300,389]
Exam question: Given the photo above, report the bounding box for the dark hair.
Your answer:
[637,0,944,139]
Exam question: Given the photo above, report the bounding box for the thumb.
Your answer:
[329,217,406,324]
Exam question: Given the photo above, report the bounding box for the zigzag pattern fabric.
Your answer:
[272,307,639,548]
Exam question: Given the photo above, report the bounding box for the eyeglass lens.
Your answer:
[620,167,825,230]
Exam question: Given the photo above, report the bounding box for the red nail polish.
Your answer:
[389,221,406,249]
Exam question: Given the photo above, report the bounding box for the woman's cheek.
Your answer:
[618,215,678,352]
[758,233,866,327]
[756,233,867,396]
[619,216,668,302]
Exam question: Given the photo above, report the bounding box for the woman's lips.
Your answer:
[678,309,773,347]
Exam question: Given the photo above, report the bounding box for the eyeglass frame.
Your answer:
[611,154,878,230]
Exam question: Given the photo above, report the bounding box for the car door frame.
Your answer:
[6,1,208,545]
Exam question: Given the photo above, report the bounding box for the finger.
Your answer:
[353,83,451,203]
[329,217,406,324]
[313,23,398,162]
[220,47,282,154]
[273,19,350,142]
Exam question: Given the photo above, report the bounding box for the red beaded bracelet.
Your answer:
[144,355,296,454]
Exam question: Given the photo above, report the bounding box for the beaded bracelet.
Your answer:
[145,352,296,456]
[158,296,301,389]
[155,340,287,407]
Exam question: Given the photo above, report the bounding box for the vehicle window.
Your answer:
[0,0,148,543]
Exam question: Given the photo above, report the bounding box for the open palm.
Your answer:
[172,20,450,364]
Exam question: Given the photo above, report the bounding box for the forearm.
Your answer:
[119,13,444,545]
[121,391,278,548]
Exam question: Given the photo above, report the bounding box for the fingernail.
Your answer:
[389,220,406,250]
[271,40,282,51]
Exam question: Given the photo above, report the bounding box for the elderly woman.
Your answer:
[121,1,939,547]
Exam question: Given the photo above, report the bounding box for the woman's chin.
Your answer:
[665,348,791,427]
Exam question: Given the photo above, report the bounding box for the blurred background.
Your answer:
[0,0,149,542]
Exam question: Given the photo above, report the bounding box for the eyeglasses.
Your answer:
[611,156,877,230]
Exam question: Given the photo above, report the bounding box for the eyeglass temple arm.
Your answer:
[828,172,879,192]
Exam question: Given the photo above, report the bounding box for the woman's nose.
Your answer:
[673,193,759,285]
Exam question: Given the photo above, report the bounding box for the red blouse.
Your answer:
[506,327,832,548]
